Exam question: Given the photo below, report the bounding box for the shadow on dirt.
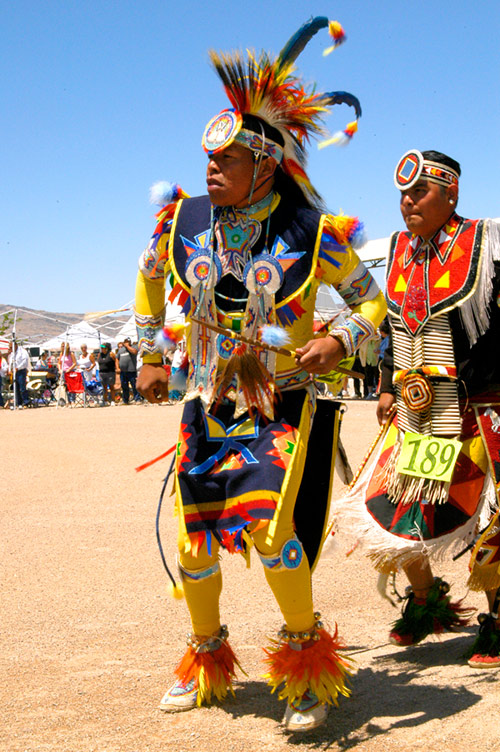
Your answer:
[224,635,486,748]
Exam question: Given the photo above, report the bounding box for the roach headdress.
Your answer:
[201,17,362,207]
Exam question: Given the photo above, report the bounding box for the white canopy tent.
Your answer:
[357,236,390,268]
[315,285,346,324]
[40,320,115,351]
[114,315,136,341]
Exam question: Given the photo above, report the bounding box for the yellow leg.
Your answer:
[252,521,315,633]
[177,530,222,636]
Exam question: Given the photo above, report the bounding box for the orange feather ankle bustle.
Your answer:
[263,623,352,706]
[174,628,244,706]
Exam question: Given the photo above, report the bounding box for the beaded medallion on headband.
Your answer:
[394,150,460,190]
[203,110,284,162]
[203,109,243,153]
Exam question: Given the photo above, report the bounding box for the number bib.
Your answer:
[397,432,463,483]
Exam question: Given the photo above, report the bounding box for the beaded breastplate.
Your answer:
[386,214,485,337]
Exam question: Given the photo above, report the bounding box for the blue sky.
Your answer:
[3,0,500,313]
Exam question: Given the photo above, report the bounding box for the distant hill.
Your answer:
[0,304,129,344]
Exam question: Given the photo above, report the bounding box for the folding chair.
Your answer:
[64,371,86,407]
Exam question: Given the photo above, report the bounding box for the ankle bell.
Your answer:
[277,613,323,649]
[186,624,229,653]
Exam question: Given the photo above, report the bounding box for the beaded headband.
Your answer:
[394,150,459,191]
[202,109,284,162]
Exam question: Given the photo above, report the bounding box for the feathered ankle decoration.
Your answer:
[263,617,352,706]
[174,626,243,706]
[465,613,500,665]
[390,577,475,647]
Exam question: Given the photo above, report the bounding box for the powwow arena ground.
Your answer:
[3,400,499,752]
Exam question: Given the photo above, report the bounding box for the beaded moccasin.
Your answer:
[264,613,351,732]
[159,625,242,712]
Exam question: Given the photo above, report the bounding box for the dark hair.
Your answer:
[242,114,285,147]
[379,317,391,335]
[242,114,324,211]
[274,165,325,211]
[421,150,461,177]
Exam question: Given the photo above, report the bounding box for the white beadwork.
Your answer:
[392,313,461,436]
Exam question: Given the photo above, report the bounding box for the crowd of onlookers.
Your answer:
[338,318,391,400]
[0,339,185,410]
[1,319,390,409]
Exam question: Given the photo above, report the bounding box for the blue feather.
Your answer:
[277,16,329,68]
[323,91,362,119]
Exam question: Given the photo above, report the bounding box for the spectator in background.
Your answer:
[8,342,30,407]
[45,352,59,389]
[351,353,365,399]
[377,318,391,364]
[34,351,50,370]
[59,343,78,404]
[59,343,77,374]
[116,338,139,404]
[0,352,8,408]
[97,343,118,405]
[363,334,380,399]
[77,343,96,383]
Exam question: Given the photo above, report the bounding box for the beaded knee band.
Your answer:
[186,624,229,653]
[257,535,304,571]
[277,612,324,649]
[178,560,220,582]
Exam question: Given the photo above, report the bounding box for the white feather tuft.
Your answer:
[260,325,291,347]
[149,181,177,207]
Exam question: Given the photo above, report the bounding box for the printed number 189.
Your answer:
[397,433,462,482]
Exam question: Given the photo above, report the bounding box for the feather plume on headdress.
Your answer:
[207,16,361,205]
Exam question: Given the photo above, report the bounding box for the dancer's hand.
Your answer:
[295,336,346,375]
[137,363,170,403]
[377,392,395,425]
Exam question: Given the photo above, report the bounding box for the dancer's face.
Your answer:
[206,143,275,208]
[400,179,458,240]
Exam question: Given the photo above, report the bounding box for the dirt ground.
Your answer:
[3,399,500,752]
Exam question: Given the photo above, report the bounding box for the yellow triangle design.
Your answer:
[434,271,450,288]
[394,275,407,292]
[205,414,228,439]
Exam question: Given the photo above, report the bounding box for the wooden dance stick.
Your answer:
[190,317,364,379]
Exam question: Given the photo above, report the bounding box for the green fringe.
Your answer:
[464,614,500,659]
[392,578,471,644]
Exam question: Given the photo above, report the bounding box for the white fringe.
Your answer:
[459,219,499,345]
[329,428,497,572]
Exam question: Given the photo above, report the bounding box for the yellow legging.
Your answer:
[178,512,315,637]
